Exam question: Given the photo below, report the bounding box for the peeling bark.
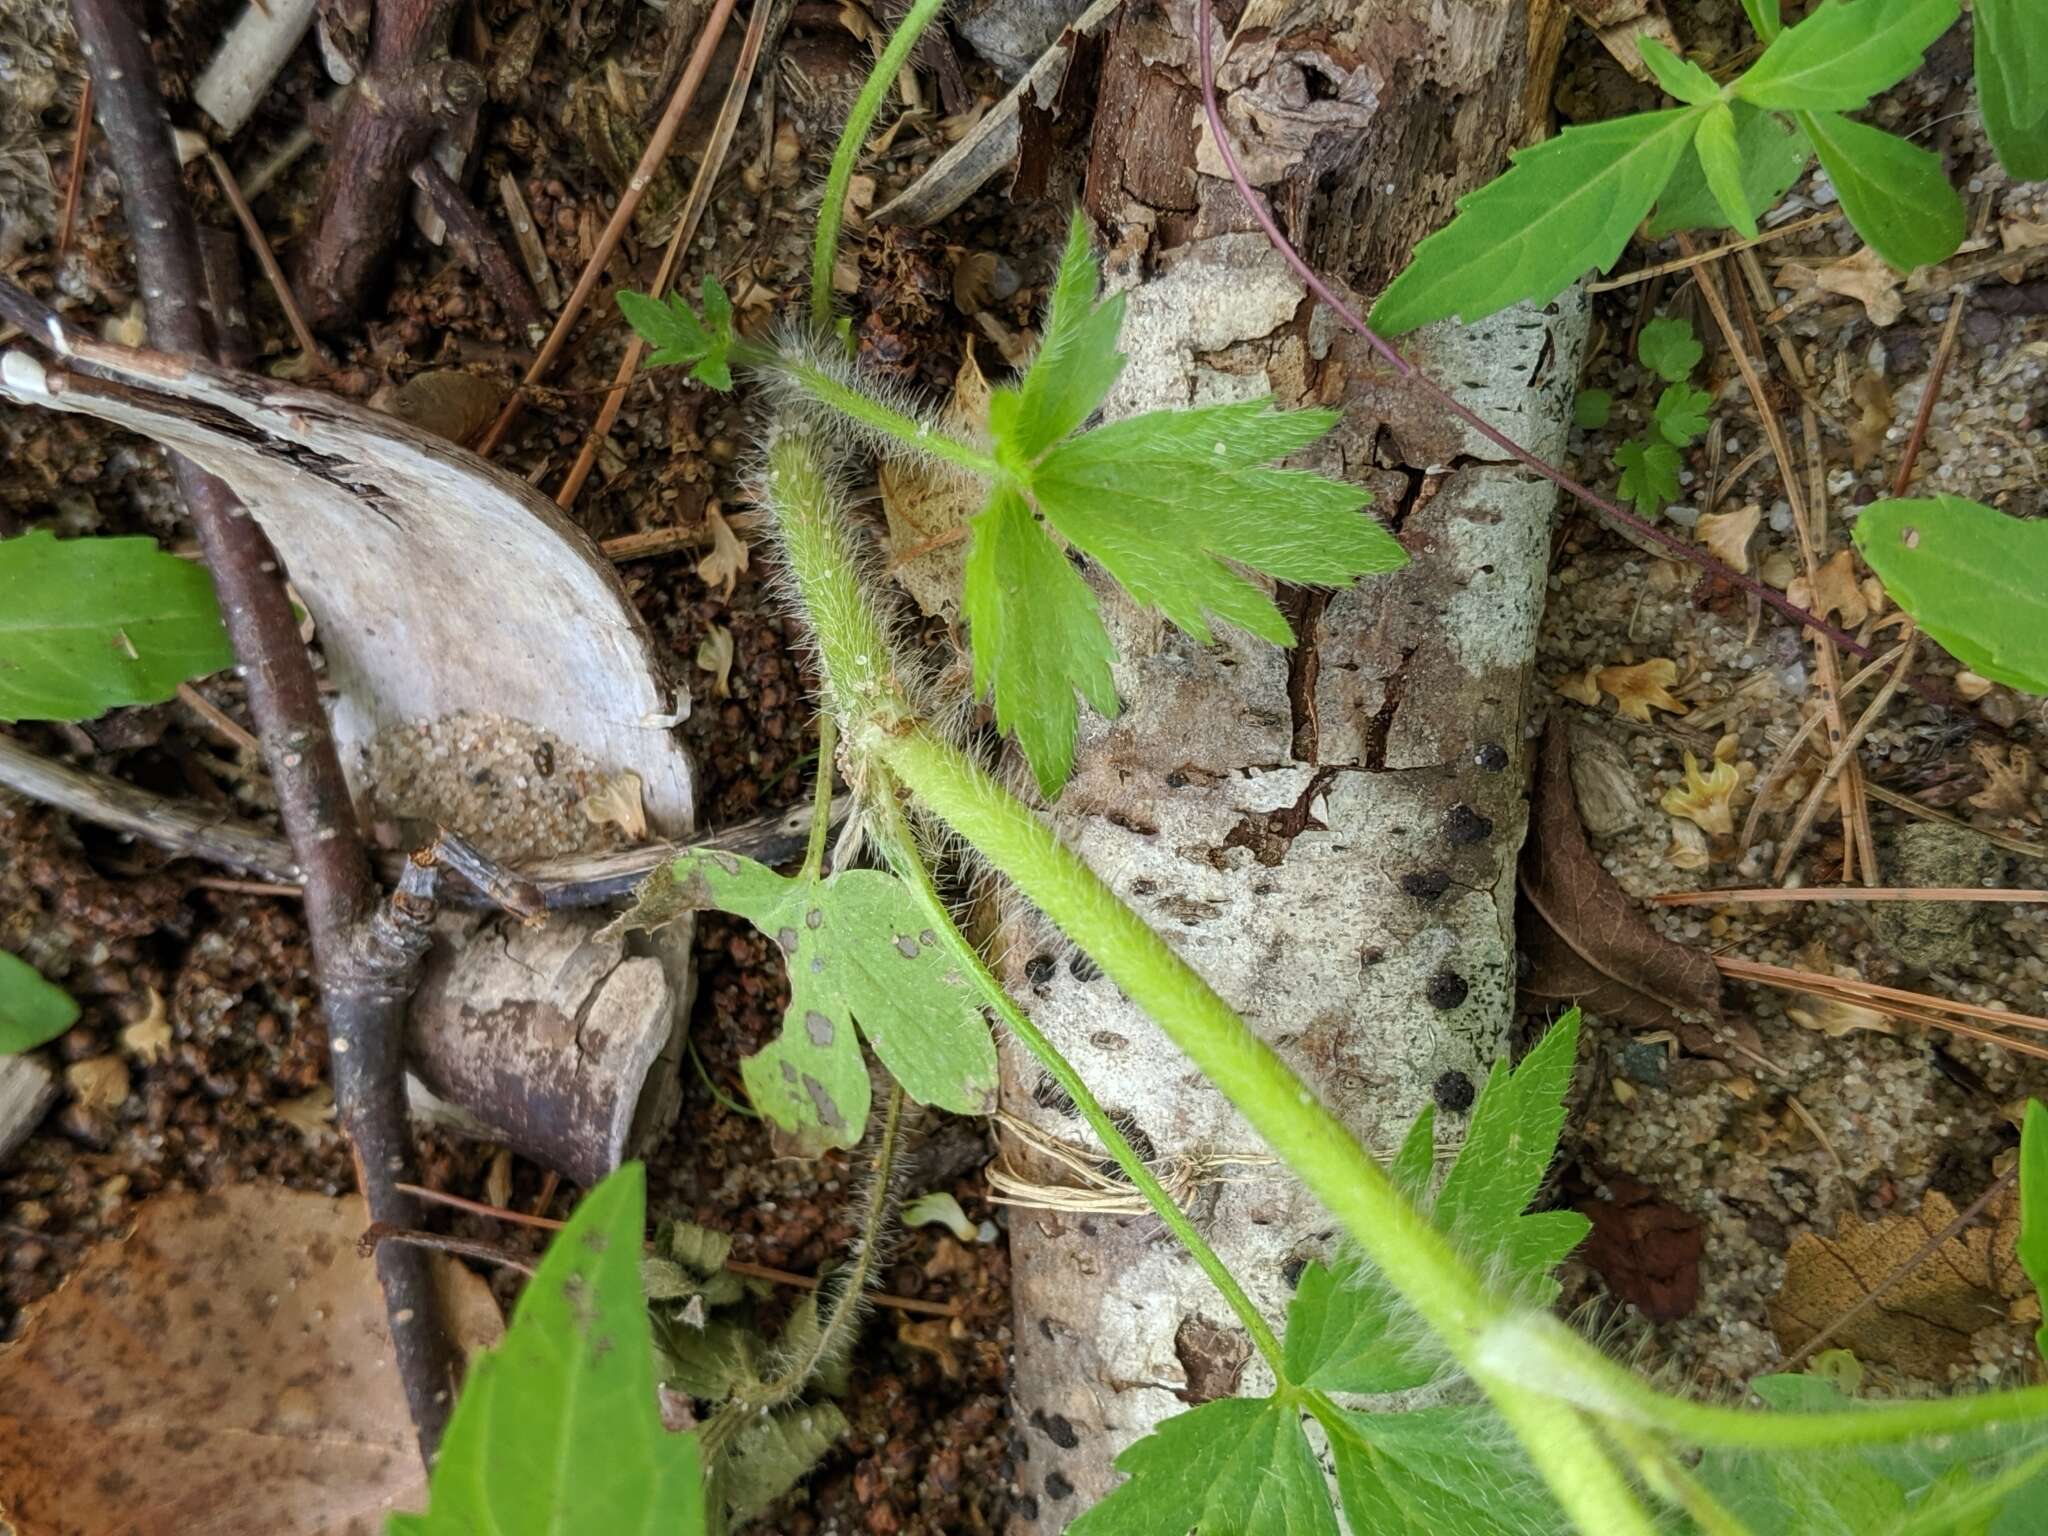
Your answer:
[993,2,1584,1525]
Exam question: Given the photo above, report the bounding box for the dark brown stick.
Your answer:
[410,158,546,335]
[57,76,92,259]
[293,0,479,329]
[69,0,458,1460]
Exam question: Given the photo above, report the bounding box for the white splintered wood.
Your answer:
[995,231,1587,1519]
[193,0,319,138]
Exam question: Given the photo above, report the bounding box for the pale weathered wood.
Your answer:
[987,2,1583,1525]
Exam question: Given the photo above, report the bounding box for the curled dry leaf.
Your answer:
[1968,742,2042,822]
[118,986,172,1064]
[578,769,650,841]
[694,503,749,600]
[1696,504,1761,574]
[378,370,508,445]
[1779,245,1904,326]
[1596,658,1688,722]
[1786,995,1895,1037]
[1787,548,1870,629]
[272,1083,339,1143]
[1661,751,1744,837]
[1555,666,1604,707]
[1572,1171,1704,1322]
[1848,372,1893,472]
[64,1054,130,1113]
[1955,670,1995,701]
[696,624,736,699]
[1769,1185,2029,1378]
[1519,723,1738,1058]
[0,1184,503,1536]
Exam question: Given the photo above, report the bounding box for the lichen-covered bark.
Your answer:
[996,1,1584,1525]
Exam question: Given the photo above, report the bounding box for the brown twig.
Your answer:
[1891,284,1969,499]
[1654,886,2047,907]
[201,145,329,370]
[474,0,741,458]
[1717,955,2048,1039]
[394,1181,962,1317]
[69,0,458,1459]
[1585,210,1841,293]
[365,1221,537,1275]
[57,76,92,259]
[410,158,546,336]
[554,0,774,510]
[1860,780,2048,861]
[176,680,262,756]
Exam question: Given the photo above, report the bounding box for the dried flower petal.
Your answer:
[1661,751,1743,836]
[1555,666,1603,706]
[694,504,749,600]
[1968,743,2041,823]
[1787,997,1894,1037]
[1697,504,1761,573]
[66,1055,131,1113]
[578,770,648,841]
[1597,658,1688,722]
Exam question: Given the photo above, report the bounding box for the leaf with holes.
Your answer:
[0,531,233,723]
[1852,496,2048,693]
[391,1164,706,1536]
[659,850,997,1147]
[1370,107,1705,334]
[0,950,78,1055]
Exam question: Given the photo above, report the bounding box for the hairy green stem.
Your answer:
[807,0,946,329]
[801,712,837,881]
[772,354,1001,478]
[1605,1420,1754,1536]
[864,783,1288,1376]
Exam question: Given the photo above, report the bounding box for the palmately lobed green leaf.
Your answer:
[1003,209,1129,461]
[617,279,739,390]
[666,849,1000,1146]
[1733,0,1960,112]
[0,531,233,723]
[1637,317,1703,383]
[1852,495,2048,693]
[1653,382,1714,445]
[1369,107,1704,335]
[1615,437,1682,517]
[1800,110,1964,271]
[1639,36,1723,106]
[1283,1253,1441,1395]
[1324,1404,1563,1536]
[1649,103,1812,237]
[1068,1397,1338,1536]
[0,950,79,1055]
[390,1164,707,1536]
[1977,0,2048,178]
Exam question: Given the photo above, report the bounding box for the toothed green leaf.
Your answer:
[0,531,233,723]
[1638,317,1703,383]
[1369,107,1704,335]
[1650,103,1811,237]
[1574,389,1613,430]
[1068,1397,1339,1536]
[1640,37,1722,106]
[1853,496,2048,693]
[1003,210,1129,461]
[1734,0,1960,111]
[1802,110,1965,272]
[1326,1404,1563,1536]
[389,1165,708,1536]
[717,1402,849,1525]
[656,851,999,1147]
[1615,437,1683,518]
[1654,382,1715,446]
[0,950,78,1054]
[1696,102,1761,238]
[1977,0,2048,177]
[618,278,738,391]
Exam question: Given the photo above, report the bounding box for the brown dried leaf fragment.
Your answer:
[578,770,649,841]
[1788,549,1869,628]
[1696,505,1761,573]
[1780,245,1904,325]
[879,341,991,620]
[1769,1186,2027,1378]
[1520,724,1733,1053]
[1596,658,1688,722]
[118,986,172,1064]
[1786,996,1894,1037]
[0,1185,502,1536]
[697,624,736,698]
[1848,372,1893,471]
[1555,666,1604,707]
[1968,743,2042,822]
[1573,1172,1704,1321]
[1661,751,1745,836]
[695,503,751,600]
[64,1054,130,1113]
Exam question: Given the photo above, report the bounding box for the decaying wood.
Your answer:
[989,2,1582,1523]
[0,1055,58,1167]
[194,0,320,137]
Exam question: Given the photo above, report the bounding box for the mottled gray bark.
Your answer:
[978,2,1586,1525]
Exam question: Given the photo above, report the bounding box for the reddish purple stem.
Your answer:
[1192,0,1873,664]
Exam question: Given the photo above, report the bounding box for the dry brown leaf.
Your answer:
[272,1083,339,1143]
[1955,670,1995,701]
[1969,743,2042,822]
[379,370,507,445]
[879,343,991,619]
[485,1147,515,1212]
[1696,505,1761,574]
[1769,1186,2027,1377]
[1661,751,1745,836]
[1555,666,1603,706]
[119,987,172,1064]
[1848,372,1894,471]
[952,250,1000,313]
[64,1054,130,1113]
[694,503,749,599]
[1596,658,1688,722]
[2001,218,2048,253]
[0,1184,502,1536]
[1781,246,1904,326]
[1789,549,1870,628]
[1759,548,1797,589]
[696,624,736,698]
[578,769,649,841]
[1786,996,1895,1037]
[1519,723,1739,1059]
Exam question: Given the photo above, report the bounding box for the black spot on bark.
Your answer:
[1046,1472,1076,1501]
[1025,952,1057,984]
[1016,1494,1040,1520]
[1444,804,1493,844]
[1426,970,1470,1009]
[1131,878,1158,896]
[1166,770,1189,788]
[1434,1069,1477,1113]
[1282,1255,1309,1288]
[1068,952,1101,983]
[1474,742,1509,771]
[1401,869,1452,901]
[1032,1409,1080,1449]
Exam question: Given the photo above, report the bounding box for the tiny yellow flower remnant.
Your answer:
[1661,751,1743,836]
[1596,658,1688,722]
